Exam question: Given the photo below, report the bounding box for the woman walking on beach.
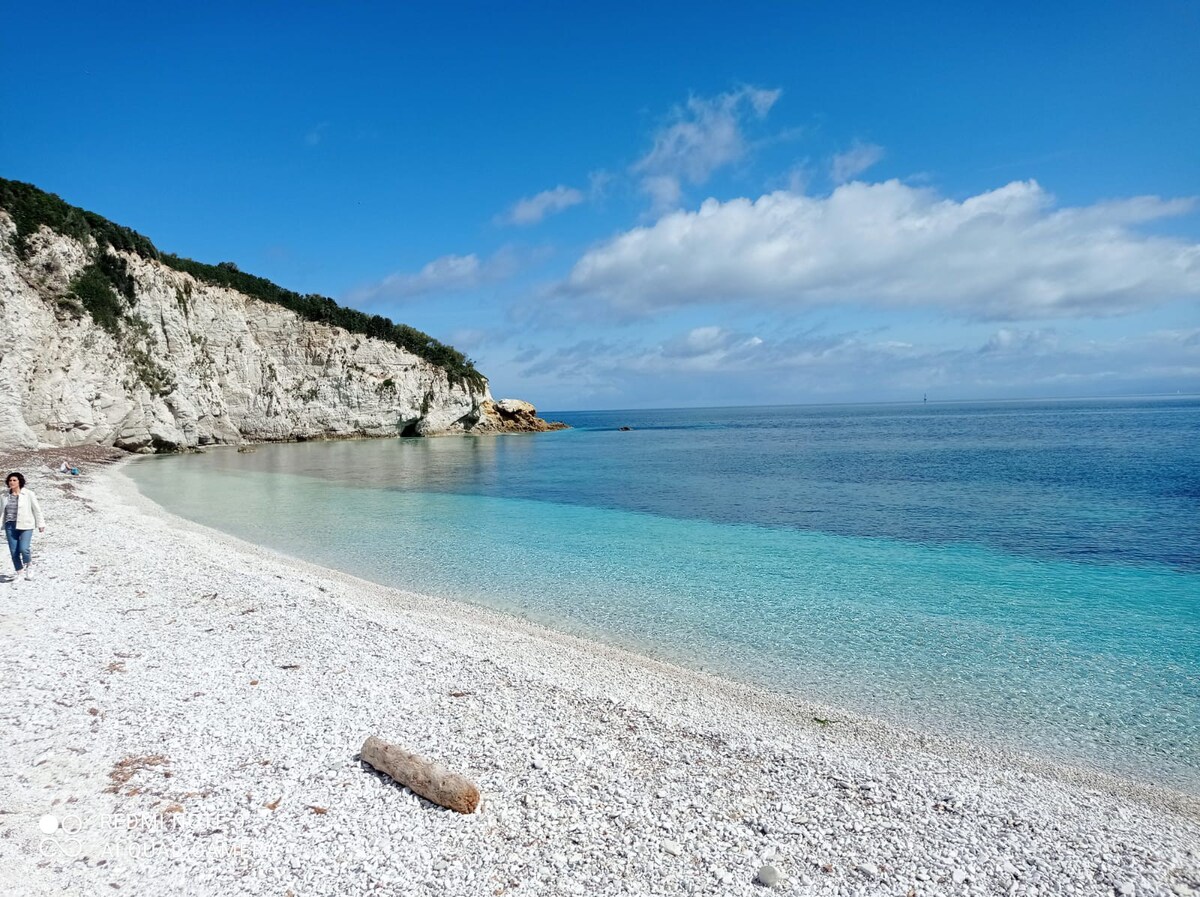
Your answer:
[3,472,45,583]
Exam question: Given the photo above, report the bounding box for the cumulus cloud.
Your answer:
[560,179,1200,321]
[830,141,884,183]
[501,185,586,226]
[633,86,781,213]
[348,250,518,303]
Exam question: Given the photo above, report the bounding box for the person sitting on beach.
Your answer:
[3,472,45,583]
[58,460,69,473]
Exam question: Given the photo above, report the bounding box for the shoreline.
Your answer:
[1,455,1197,895]
[124,446,1200,804]
[118,457,1199,815]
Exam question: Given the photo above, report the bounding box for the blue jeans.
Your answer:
[4,521,32,571]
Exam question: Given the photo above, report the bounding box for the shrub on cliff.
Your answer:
[0,178,486,390]
[0,178,157,260]
[66,263,125,334]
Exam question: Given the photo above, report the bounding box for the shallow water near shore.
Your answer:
[127,397,1200,792]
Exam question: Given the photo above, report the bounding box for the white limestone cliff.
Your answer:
[0,215,548,451]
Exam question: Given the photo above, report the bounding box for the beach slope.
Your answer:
[0,458,1197,896]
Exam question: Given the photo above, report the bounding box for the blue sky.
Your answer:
[2,1,1198,410]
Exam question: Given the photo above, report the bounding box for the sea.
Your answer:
[126,396,1200,793]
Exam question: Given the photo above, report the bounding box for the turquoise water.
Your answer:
[127,398,1200,792]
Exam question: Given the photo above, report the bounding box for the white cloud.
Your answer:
[657,326,765,369]
[498,172,613,226]
[502,185,586,226]
[639,175,683,211]
[348,250,517,303]
[561,179,1200,321]
[633,86,781,213]
[509,322,1200,407]
[784,162,812,194]
[830,141,884,183]
[980,327,1059,355]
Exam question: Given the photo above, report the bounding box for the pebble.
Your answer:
[662,840,683,857]
[755,865,783,888]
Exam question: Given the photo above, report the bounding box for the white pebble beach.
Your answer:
[1,456,1197,897]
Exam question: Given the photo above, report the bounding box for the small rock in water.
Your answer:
[755,865,783,888]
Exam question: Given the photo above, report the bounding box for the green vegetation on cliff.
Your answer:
[0,178,486,390]
[66,262,127,334]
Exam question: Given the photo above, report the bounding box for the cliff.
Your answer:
[0,181,563,451]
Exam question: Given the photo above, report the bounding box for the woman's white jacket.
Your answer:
[2,489,45,530]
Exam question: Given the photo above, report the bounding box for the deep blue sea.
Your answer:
[127,397,1200,792]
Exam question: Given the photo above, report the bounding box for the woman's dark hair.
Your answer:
[5,472,25,489]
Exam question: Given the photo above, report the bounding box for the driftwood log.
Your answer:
[360,736,480,814]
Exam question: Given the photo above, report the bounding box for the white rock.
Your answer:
[0,217,504,450]
[755,865,784,888]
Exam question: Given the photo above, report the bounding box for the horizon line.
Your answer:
[543,390,1200,416]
